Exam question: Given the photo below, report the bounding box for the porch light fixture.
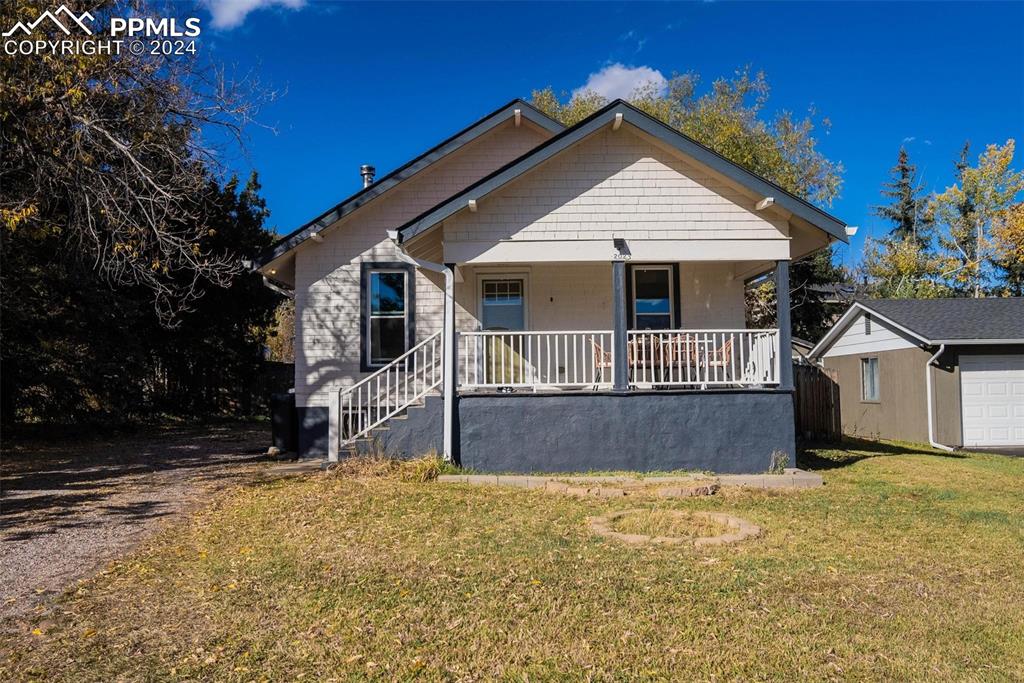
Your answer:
[468,199,478,212]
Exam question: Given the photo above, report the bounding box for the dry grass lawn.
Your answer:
[3,439,1023,681]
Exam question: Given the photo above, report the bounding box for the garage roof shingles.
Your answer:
[862,298,1024,342]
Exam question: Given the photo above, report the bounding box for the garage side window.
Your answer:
[861,357,880,402]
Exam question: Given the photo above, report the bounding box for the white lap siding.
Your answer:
[293,120,549,452]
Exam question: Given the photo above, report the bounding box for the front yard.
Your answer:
[3,440,1023,680]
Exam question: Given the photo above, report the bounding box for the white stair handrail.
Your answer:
[338,330,443,446]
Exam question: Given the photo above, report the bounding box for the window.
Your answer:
[480,278,525,330]
[360,262,414,370]
[861,357,880,402]
[632,266,673,330]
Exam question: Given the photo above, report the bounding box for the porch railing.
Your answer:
[459,330,614,389]
[338,330,443,444]
[626,329,780,387]
[457,328,780,390]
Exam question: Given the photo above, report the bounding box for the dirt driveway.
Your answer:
[1,422,300,622]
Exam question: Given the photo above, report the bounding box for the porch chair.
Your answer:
[705,336,735,383]
[591,337,613,387]
[627,334,664,385]
[663,333,700,382]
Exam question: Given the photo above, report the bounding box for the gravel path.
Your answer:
[0,423,296,622]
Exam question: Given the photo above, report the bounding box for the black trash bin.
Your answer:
[270,392,298,453]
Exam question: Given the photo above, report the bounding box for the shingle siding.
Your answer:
[443,127,787,244]
[294,120,548,411]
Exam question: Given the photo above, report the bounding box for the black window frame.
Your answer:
[360,262,416,372]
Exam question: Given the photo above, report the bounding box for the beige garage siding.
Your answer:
[822,347,962,446]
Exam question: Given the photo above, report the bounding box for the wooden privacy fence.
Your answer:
[793,363,841,442]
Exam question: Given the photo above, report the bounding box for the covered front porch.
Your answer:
[450,258,790,393]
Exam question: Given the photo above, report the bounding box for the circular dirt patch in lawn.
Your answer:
[588,509,761,547]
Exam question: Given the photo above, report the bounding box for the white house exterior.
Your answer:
[257,99,849,473]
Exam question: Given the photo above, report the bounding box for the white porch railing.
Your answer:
[459,330,615,390]
[626,329,780,387]
[338,330,443,444]
[457,329,780,390]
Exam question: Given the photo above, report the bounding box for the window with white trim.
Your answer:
[367,270,408,365]
[861,357,880,402]
[480,278,525,330]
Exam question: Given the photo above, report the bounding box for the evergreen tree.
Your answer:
[872,147,932,245]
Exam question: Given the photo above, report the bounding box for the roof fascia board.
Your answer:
[398,107,618,243]
[809,302,931,358]
[257,100,562,267]
[933,338,1024,345]
[398,100,848,244]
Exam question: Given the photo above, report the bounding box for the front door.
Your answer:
[478,276,528,385]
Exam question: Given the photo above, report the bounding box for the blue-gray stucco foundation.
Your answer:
[353,395,444,458]
[456,390,795,474]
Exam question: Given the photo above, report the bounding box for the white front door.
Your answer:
[960,354,1024,447]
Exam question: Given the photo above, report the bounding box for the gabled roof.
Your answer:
[395,99,848,244]
[256,99,563,266]
[810,297,1024,358]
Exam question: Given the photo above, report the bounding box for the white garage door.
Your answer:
[960,354,1024,447]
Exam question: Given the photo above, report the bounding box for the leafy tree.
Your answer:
[873,147,933,245]
[860,237,948,299]
[1,173,279,425]
[267,300,296,363]
[991,203,1024,295]
[933,140,1024,296]
[533,68,849,339]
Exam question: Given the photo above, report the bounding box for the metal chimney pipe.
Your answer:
[360,164,375,188]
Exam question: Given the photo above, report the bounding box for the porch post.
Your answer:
[775,259,794,391]
[612,259,629,391]
[442,263,457,461]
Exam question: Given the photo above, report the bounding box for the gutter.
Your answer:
[925,344,954,452]
[261,276,294,300]
[393,246,456,463]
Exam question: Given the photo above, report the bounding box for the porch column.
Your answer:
[775,259,794,391]
[612,259,629,391]
[442,263,457,461]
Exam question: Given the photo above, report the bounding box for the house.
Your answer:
[809,298,1024,450]
[792,337,816,363]
[256,99,850,473]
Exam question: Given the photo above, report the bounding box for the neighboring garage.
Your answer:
[960,354,1024,447]
[810,298,1024,450]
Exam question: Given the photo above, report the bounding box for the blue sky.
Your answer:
[198,1,1024,268]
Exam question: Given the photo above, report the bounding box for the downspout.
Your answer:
[391,241,455,462]
[926,344,954,452]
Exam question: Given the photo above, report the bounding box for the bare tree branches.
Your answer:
[1,0,270,323]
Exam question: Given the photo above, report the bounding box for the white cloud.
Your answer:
[201,0,306,29]
[572,63,668,101]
